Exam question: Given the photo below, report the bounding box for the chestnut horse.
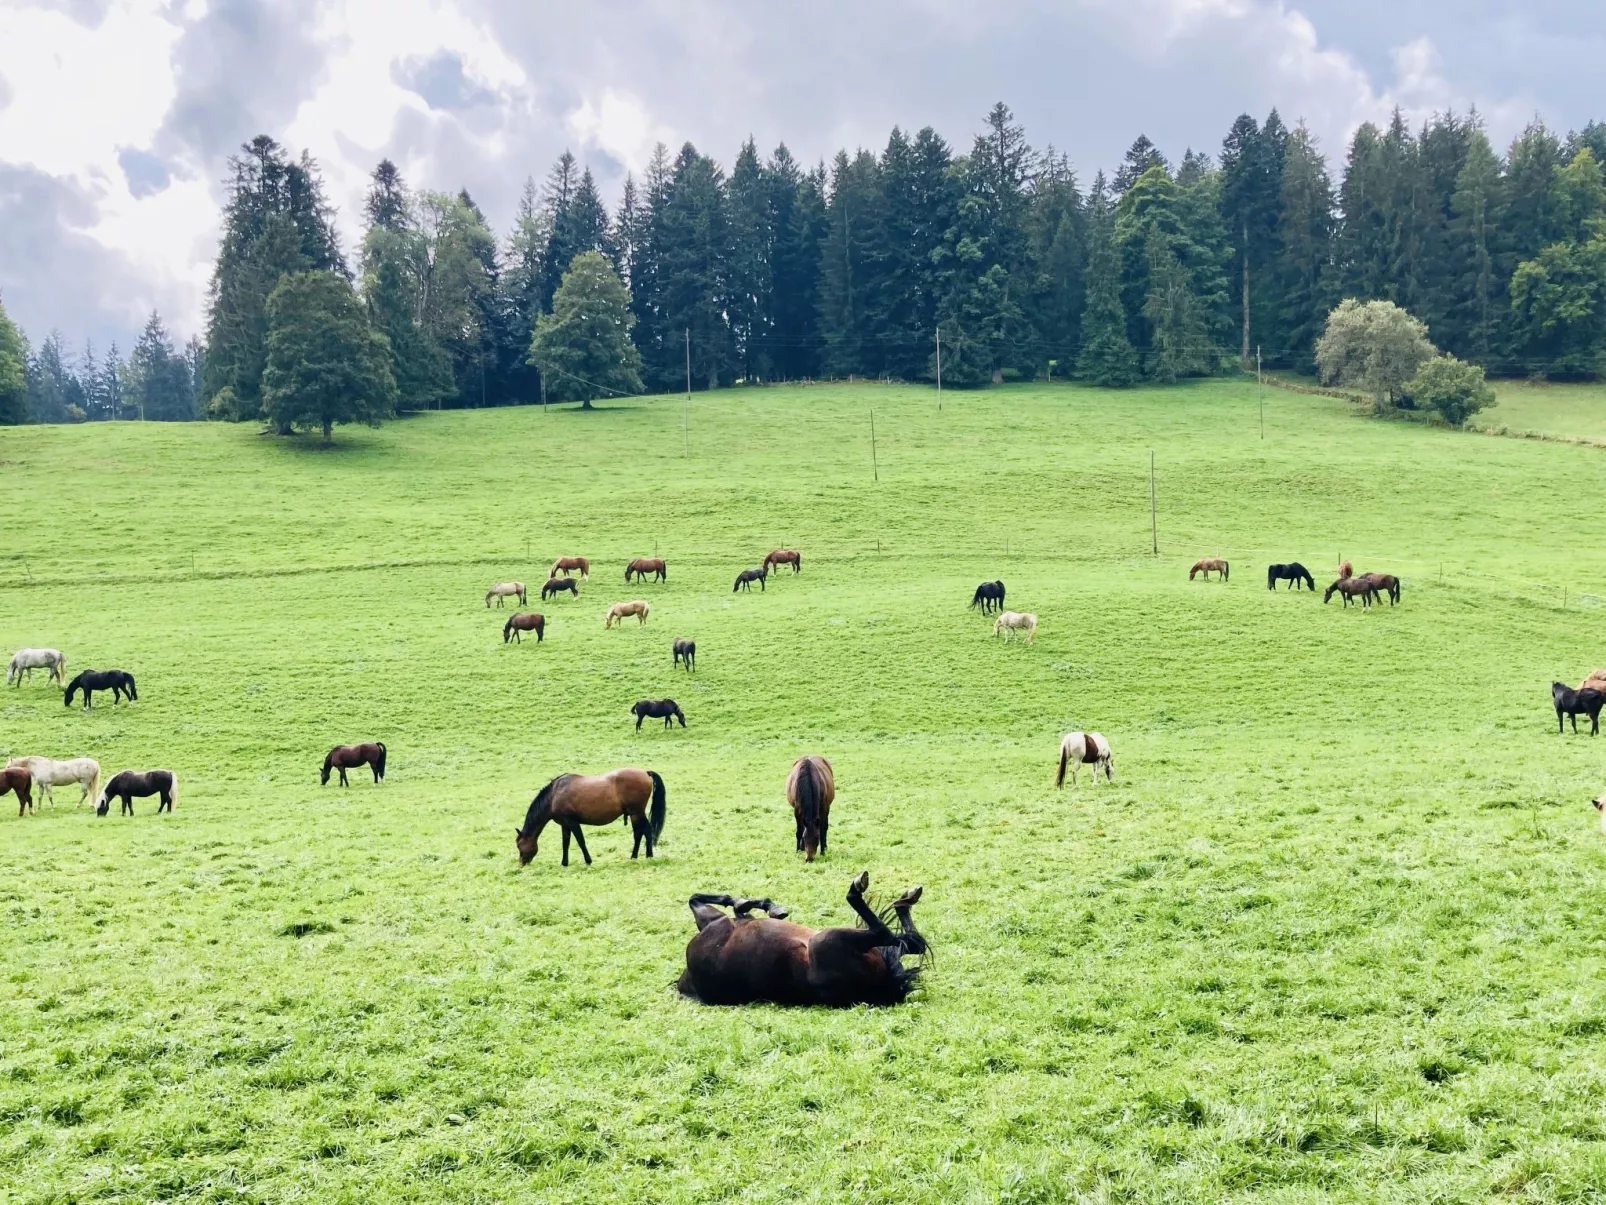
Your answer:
[550,556,590,579]
[625,558,667,583]
[786,755,835,861]
[673,638,696,672]
[678,871,928,1007]
[485,581,526,608]
[96,769,178,815]
[503,612,544,643]
[1,767,34,816]
[1324,577,1376,608]
[1190,558,1229,581]
[1056,731,1113,786]
[322,742,386,785]
[764,549,802,575]
[1338,560,1353,581]
[605,600,650,628]
[516,768,666,866]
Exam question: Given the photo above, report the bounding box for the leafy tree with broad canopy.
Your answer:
[1407,354,1497,426]
[262,272,396,441]
[528,251,643,409]
[1315,298,1436,410]
[0,297,26,424]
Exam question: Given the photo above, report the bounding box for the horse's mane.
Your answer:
[522,775,569,834]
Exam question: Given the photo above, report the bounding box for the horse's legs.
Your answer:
[795,812,805,851]
[571,825,593,865]
[843,876,900,944]
[819,813,829,853]
[372,762,381,783]
[631,817,644,858]
[561,825,572,866]
[339,766,349,786]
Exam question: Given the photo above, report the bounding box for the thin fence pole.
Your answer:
[1150,450,1158,556]
[936,328,942,410]
[870,409,879,483]
[684,329,691,458]
[1257,345,1264,440]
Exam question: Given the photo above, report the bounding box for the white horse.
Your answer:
[7,756,101,807]
[485,581,527,608]
[605,600,651,628]
[8,648,66,686]
[1056,732,1113,787]
[993,612,1037,643]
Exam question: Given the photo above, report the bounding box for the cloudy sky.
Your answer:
[2,0,1602,352]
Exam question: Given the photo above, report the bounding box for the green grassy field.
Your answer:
[1481,381,1606,443]
[4,380,1606,1204]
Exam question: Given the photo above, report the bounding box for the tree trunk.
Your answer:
[581,397,593,410]
[323,418,333,442]
[1241,220,1252,372]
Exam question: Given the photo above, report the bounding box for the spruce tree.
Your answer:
[768,149,826,381]
[657,143,733,389]
[1273,122,1338,372]
[528,251,644,408]
[1076,174,1139,386]
[726,138,774,381]
[262,271,396,441]
[818,150,881,377]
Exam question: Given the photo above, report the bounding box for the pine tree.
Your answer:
[528,251,644,408]
[1024,149,1087,374]
[262,272,396,441]
[726,138,774,381]
[1076,174,1139,386]
[818,149,881,377]
[657,143,733,389]
[1447,123,1506,365]
[1220,111,1288,368]
[501,176,548,403]
[129,312,195,421]
[1114,135,1169,195]
[634,145,675,390]
[1273,122,1338,372]
[26,332,71,423]
[364,159,410,233]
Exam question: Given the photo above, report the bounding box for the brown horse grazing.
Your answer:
[786,755,835,861]
[485,581,527,608]
[1338,559,1353,581]
[1362,572,1402,605]
[96,769,178,816]
[1190,558,1229,581]
[678,871,928,1007]
[764,549,802,575]
[503,612,545,643]
[673,637,696,672]
[633,698,686,729]
[625,558,667,583]
[541,577,580,601]
[322,742,387,785]
[550,556,590,579]
[516,768,666,866]
[1324,577,1376,608]
[1,767,34,816]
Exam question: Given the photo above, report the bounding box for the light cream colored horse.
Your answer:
[605,600,651,628]
[993,611,1037,643]
[8,756,101,807]
[1056,732,1113,787]
[8,648,66,686]
[485,582,527,608]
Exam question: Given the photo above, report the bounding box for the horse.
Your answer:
[787,755,835,862]
[633,699,686,730]
[64,669,137,709]
[605,600,650,628]
[734,566,768,592]
[993,611,1037,643]
[516,768,666,866]
[322,742,387,785]
[969,580,1006,614]
[625,558,667,583]
[8,648,66,686]
[0,768,34,816]
[541,577,580,601]
[485,581,526,608]
[1056,731,1114,786]
[1324,577,1376,608]
[1592,792,1606,834]
[673,638,696,672]
[1267,563,1315,591]
[764,549,802,575]
[1553,682,1605,735]
[678,871,928,1007]
[503,613,545,643]
[1582,669,1606,695]
[7,756,100,808]
[96,769,178,816]
[1190,559,1229,581]
[550,556,590,579]
[1363,572,1402,605]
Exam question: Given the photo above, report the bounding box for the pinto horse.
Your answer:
[550,556,590,579]
[625,558,667,583]
[733,566,768,592]
[786,755,835,862]
[6,756,100,808]
[503,612,544,643]
[764,549,802,575]
[633,698,686,729]
[322,742,387,785]
[678,871,928,1007]
[605,600,650,628]
[541,577,580,601]
[516,768,666,866]
[1554,682,1604,734]
[970,580,1006,614]
[1267,563,1315,591]
[1324,577,1376,608]
[8,648,66,686]
[1056,731,1113,786]
[1190,559,1229,581]
[485,582,526,608]
[96,769,178,815]
[673,638,696,672]
[64,669,137,709]
[1,768,34,816]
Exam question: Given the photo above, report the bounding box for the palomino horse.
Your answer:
[1324,577,1376,608]
[786,755,835,862]
[673,638,696,672]
[1362,572,1402,605]
[485,582,527,608]
[516,768,666,866]
[1553,682,1604,735]
[8,648,66,686]
[65,669,137,708]
[6,756,100,808]
[550,556,590,579]
[764,549,802,575]
[1591,791,1606,833]
[1056,731,1114,786]
[542,577,580,601]
[97,769,178,815]
[734,566,768,592]
[322,742,387,785]
[1267,563,1315,591]
[993,611,1037,643]
[1190,559,1229,581]
[678,871,928,1007]
[970,580,1006,613]
[503,612,544,643]
[632,699,686,729]
[1581,669,1606,694]
[605,600,650,628]
[1,767,34,816]
[625,558,667,583]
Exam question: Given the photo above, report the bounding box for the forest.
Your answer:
[4,101,1606,425]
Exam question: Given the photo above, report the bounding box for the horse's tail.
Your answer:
[126,673,136,701]
[375,742,387,780]
[88,763,101,804]
[796,757,822,831]
[1056,742,1070,789]
[169,770,179,811]
[1223,561,1229,581]
[56,653,65,684]
[647,770,666,841]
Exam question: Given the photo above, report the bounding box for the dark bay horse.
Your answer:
[786,755,835,862]
[64,669,137,708]
[322,742,387,785]
[734,566,767,592]
[970,580,1006,613]
[1324,577,1376,608]
[503,612,544,643]
[1267,563,1314,591]
[633,698,686,729]
[1,767,33,816]
[541,577,580,601]
[678,872,928,1007]
[96,769,178,815]
[1363,572,1402,605]
[1554,682,1604,734]
[516,768,666,865]
[673,638,696,672]
[764,549,802,575]
[625,558,667,583]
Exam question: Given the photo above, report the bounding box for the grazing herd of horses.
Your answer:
[1193,556,1405,610]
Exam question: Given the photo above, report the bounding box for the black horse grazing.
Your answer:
[322,742,387,785]
[633,698,686,730]
[64,670,137,709]
[678,872,928,1007]
[734,566,768,592]
[1553,682,1604,734]
[1267,563,1315,591]
[970,580,1006,613]
[96,769,178,816]
[673,638,696,672]
[541,577,580,601]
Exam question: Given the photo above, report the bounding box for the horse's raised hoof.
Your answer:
[892,885,923,909]
[849,870,870,896]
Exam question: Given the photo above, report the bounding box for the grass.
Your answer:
[3,379,1606,1203]
[1479,380,1606,443]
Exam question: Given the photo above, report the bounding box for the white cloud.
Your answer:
[566,88,675,173]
